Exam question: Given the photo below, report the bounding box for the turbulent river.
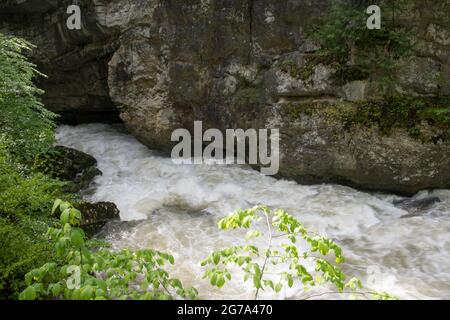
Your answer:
[56,123,450,300]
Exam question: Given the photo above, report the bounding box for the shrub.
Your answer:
[0,143,70,299]
[0,33,57,162]
[0,34,70,300]
[19,200,198,300]
[202,206,396,300]
[0,143,67,220]
[309,0,412,89]
[0,217,52,299]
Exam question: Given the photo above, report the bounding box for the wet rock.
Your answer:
[393,197,442,218]
[42,146,102,193]
[75,201,121,237]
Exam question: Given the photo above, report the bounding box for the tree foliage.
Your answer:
[0,33,57,162]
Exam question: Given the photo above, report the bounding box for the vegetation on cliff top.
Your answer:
[308,0,413,90]
[281,0,449,140]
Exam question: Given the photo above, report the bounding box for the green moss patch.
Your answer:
[341,96,450,139]
[233,88,265,109]
[282,96,450,141]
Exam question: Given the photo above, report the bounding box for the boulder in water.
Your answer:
[394,197,441,218]
[75,201,121,236]
[39,146,102,193]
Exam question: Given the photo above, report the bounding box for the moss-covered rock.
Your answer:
[37,146,102,193]
[277,99,450,195]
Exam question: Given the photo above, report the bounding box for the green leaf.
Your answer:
[70,229,84,247]
[287,274,294,287]
[336,256,344,264]
[69,208,82,226]
[51,283,63,297]
[52,199,63,214]
[60,209,70,225]
[80,286,94,300]
[245,230,261,241]
[213,253,220,265]
[19,286,36,300]
[253,274,261,289]
[216,275,226,288]
[210,273,217,286]
[274,283,283,293]
[60,202,70,213]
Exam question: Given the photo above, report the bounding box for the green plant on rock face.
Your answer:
[0,33,57,162]
[233,88,265,110]
[309,1,412,89]
[202,206,396,300]
[19,200,198,300]
[278,56,323,84]
[340,96,450,139]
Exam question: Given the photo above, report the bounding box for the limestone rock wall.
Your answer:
[1,0,449,194]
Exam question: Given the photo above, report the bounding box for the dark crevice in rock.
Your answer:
[247,0,254,64]
[0,0,59,14]
[57,110,123,125]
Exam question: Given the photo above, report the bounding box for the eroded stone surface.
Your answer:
[2,0,450,194]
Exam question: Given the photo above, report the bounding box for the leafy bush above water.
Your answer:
[0,34,71,299]
[0,142,69,299]
[0,217,53,299]
[20,202,396,300]
[202,206,396,300]
[19,200,198,300]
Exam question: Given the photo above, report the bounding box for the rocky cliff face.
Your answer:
[1,0,449,195]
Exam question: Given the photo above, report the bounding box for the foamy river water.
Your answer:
[56,123,450,300]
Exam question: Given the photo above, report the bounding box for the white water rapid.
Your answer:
[56,123,450,300]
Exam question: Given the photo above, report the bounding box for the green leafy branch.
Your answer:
[201,206,397,300]
[19,200,198,300]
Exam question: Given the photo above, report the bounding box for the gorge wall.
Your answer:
[1,0,450,195]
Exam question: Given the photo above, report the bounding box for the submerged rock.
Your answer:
[94,220,144,241]
[393,197,442,218]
